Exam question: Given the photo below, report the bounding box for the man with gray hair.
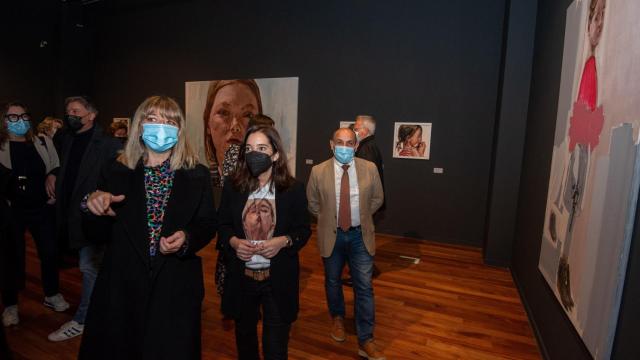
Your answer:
[48,96,122,341]
[350,115,385,283]
[353,115,383,189]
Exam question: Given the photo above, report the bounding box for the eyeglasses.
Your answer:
[143,116,179,127]
[5,113,31,122]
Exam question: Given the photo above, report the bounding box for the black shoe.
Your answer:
[372,265,381,278]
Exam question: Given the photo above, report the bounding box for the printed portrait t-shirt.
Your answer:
[242,182,276,269]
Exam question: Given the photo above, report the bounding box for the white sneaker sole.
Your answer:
[43,301,70,312]
[48,328,83,342]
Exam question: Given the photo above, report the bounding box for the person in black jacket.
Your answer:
[353,115,384,192]
[0,102,69,328]
[219,125,311,360]
[78,96,217,359]
[48,96,122,341]
[352,115,385,283]
[0,148,12,360]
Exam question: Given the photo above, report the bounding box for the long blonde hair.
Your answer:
[119,95,198,170]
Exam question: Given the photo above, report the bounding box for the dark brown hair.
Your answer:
[1,101,33,147]
[248,114,275,127]
[395,124,421,151]
[231,125,295,194]
[0,117,7,149]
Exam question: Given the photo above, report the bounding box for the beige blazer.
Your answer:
[307,157,384,257]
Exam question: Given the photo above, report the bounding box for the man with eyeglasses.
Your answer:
[48,96,122,342]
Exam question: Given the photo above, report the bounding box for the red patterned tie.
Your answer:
[338,164,351,231]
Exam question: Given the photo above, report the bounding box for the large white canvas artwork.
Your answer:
[538,1,640,358]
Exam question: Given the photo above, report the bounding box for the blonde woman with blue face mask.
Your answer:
[78,96,217,360]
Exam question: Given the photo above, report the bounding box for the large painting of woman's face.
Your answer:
[207,82,260,167]
[185,77,299,186]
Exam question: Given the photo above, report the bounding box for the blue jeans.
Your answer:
[323,227,375,344]
[73,244,104,324]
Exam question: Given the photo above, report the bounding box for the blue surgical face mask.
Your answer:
[141,123,179,153]
[334,145,355,164]
[7,120,31,136]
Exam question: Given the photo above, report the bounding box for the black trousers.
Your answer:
[0,325,11,360]
[235,277,291,360]
[2,205,59,306]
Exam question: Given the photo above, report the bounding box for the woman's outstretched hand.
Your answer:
[87,191,125,216]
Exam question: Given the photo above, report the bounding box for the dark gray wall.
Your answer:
[0,1,59,121]
[511,0,639,359]
[77,0,507,246]
[611,206,640,359]
[483,0,537,266]
[54,2,98,116]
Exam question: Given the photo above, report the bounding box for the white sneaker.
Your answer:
[44,293,70,312]
[2,305,19,327]
[48,320,84,342]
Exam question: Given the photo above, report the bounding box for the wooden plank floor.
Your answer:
[6,230,540,359]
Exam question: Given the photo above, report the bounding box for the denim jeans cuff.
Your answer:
[358,336,374,345]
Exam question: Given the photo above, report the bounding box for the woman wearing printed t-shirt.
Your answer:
[218,125,310,359]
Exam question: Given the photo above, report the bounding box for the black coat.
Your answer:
[356,135,384,186]
[78,159,217,360]
[356,135,385,210]
[218,180,311,323]
[55,125,122,249]
[0,165,10,290]
[0,166,11,359]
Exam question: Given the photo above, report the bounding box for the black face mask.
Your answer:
[246,151,273,177]
[64,114,84,131]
